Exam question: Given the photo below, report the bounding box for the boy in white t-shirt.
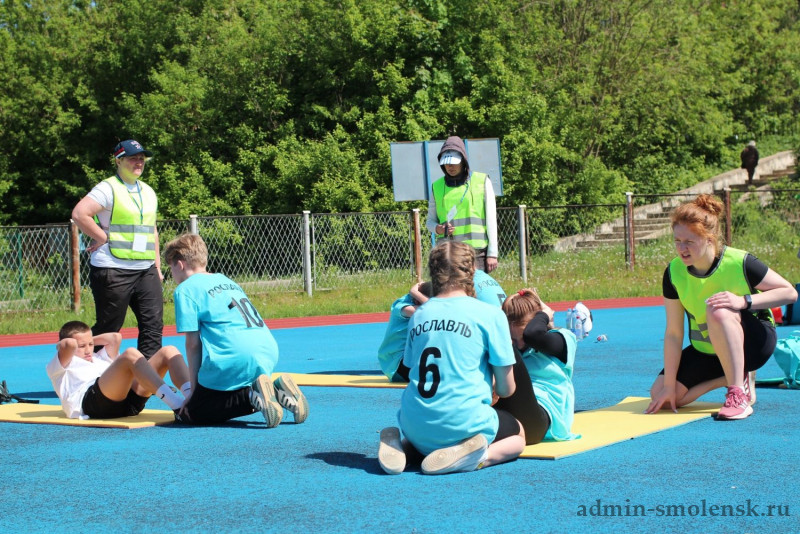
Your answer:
[46,321,190,419]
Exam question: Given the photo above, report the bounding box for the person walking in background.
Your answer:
[740,140,759,184]
[646,194,797,420]
[71,139,163,359]
[426,136,499,273]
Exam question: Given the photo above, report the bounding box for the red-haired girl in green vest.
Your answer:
[646,194,797,420]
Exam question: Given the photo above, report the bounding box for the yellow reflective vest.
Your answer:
[668,246,773,354]
[105,176,158,260]
[431,172,488,250]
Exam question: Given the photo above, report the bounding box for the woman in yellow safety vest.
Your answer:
[71,139,164,359]
[426,136,498,273]
[646,194,796,420]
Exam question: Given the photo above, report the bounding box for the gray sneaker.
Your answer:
[273,374,308,424]
[251,374,283,428]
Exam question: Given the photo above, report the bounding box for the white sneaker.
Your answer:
[378,427,406,475]
[273,374,308,424]
[251,374,283,428]
[421,434,489,475]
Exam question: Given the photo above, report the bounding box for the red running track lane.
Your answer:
[0,296,663,348]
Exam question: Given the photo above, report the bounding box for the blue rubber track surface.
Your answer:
[1,306,798,533]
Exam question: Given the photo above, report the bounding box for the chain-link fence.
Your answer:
[0,224,75,311]
[1,188,798,313]
[312,211,419,289]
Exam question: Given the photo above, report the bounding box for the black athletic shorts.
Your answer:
[659,312,776,390]
[493,408,521,443]
[81,378,149,419]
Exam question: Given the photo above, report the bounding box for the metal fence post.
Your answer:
[625,192,634,270]
[69,220,81,311]
[412,209,423,282]
[14,230,24,298]
[189,214,198,235]
[517,205,527,283]
[303,211,312,296]
[723,187,732,245]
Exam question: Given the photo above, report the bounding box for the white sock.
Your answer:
[156,384,184,410]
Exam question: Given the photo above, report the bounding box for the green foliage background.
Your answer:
[1,0,799,225]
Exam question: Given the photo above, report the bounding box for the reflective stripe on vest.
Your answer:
[432,172,488,249]
[668,247,773,354]
[105,177,158,260]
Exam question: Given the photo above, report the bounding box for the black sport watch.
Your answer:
[743,294,752,310]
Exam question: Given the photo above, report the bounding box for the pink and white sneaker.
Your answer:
[716,385,753,420]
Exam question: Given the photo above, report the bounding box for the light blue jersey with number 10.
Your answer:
[398,296,516,455]
[174,272,279,391]
[473,269,507,307]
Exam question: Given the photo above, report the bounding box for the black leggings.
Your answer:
[178,383,254,425]
[493,349,551,445]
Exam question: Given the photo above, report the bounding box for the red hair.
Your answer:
[670,194,725,255]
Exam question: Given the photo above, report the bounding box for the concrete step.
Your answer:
[594,233,625,240]
[577,234,661,248]
[570,159,795,250]
[596,222,669,239]
[761,167,796,178]
[646,211,671,219]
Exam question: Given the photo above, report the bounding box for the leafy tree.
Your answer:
[0,0,798,225]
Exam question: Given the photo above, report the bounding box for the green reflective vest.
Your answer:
[668,246,773,354]
[105,176,158,260]
[431,172,488,249]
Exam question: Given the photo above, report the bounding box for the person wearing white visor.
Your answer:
[426,136,498,273]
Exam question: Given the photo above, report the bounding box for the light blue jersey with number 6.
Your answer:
[174,272,279,391]
[398,296,516,454]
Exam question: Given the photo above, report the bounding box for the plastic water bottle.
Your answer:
[566,308,574,331]
[574,314,584,341]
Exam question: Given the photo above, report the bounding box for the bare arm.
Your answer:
[492,364,516,398]
[408,282,429,306]
[661,298,685,388]
[72,196,108,252]
[646,297,684,413]
[751,268,797,308]
[154,225,163,280]
[705,268,798,312]
[56,338,78,368]
[93,332,122,358]
[184,331,202,388]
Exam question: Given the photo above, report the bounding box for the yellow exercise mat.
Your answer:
[521,396,720,460]
[273,372,406,389]
[0,402,175,429]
